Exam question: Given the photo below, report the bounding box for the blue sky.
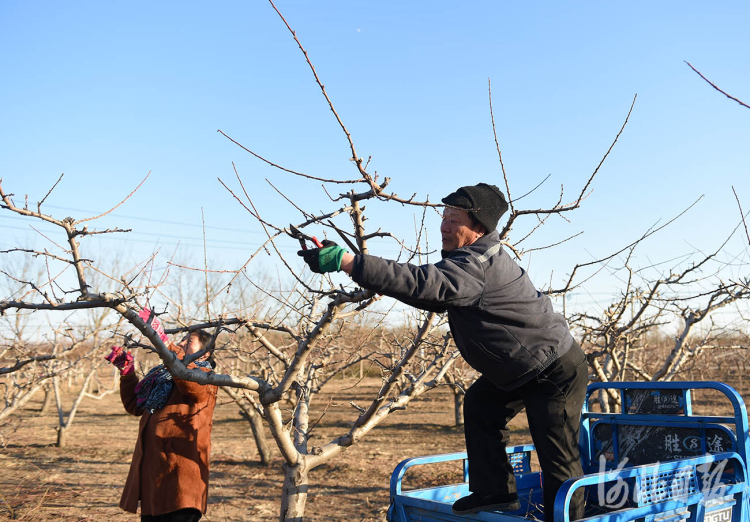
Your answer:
[1,1,749,317]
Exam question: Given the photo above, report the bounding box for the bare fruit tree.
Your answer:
[0,1,639,519]
[562,221,750,411]
[0,271,124,433]
[0,96,632,522]
[197,2,632,518]
[0,4,637,521]
[3,6,750,521]
[685,61,750,111]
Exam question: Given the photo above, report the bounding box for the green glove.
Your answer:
[297,240,347,274]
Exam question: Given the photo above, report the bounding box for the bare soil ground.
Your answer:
[0,378,533,522]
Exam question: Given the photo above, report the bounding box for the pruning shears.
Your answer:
[288,224,323,250]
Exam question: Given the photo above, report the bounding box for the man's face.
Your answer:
[440,207,484,252]
[178,333,204,356]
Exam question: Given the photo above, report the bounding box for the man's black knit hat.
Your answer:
[441,183,509,232]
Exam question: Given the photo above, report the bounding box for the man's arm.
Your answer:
[347,253,484,308]
[304,245,482,309]
[340,252,355,274]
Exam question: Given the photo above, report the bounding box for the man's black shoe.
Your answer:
[452,492,521,515]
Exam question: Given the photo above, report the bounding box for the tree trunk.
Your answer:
[279,462,309,521]
[53,366,97,448]
[56,426,67,448]
[38,385,54,416]
[238,407,273,466]
[453,390,465,426]
[221,387,273,466]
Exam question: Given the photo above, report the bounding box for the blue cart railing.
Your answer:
[388,381,750,522]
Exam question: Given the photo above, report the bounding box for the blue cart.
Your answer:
[388,381,750,522]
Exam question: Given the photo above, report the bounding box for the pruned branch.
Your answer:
[498,95,636,244]
[732,186,750,245]
[685,61,750,110]
[75,172,151,224]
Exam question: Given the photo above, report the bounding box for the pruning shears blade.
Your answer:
[289,224,324,250]
[289,224,307,250]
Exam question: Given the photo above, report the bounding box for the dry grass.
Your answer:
[4,373,747,521]
[0,378,532,521]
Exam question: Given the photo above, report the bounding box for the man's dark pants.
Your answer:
[464,342,588,522]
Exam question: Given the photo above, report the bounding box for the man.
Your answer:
[298,183,588,521]
[107,330,217,522]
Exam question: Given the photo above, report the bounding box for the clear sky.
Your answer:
[1,1,749,321]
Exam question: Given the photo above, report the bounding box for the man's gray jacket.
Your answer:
[351,230,574,390]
